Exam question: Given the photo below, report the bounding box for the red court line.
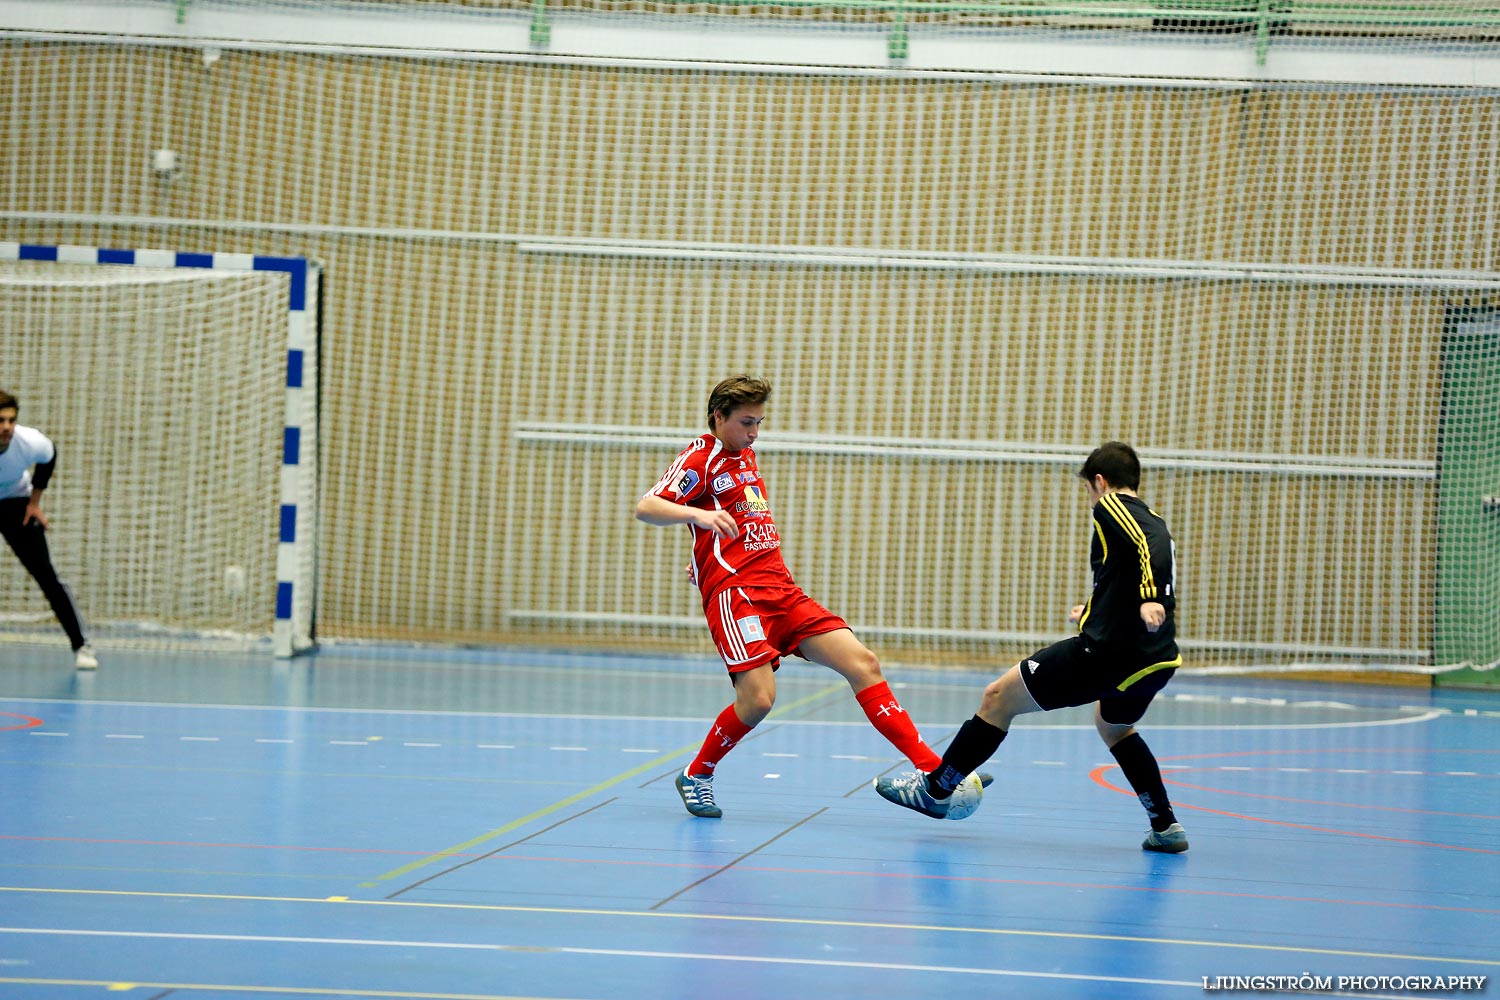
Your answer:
[1090,762,1500,855]
[0,712,42,732]
[1173,766,1500,776]
[0,834,482,858]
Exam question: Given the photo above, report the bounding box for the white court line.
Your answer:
[1400,706,1500,719]
[104,734,143,740]
[1099,712,1447,732]
[0,927,1204,989]
[60,735,1442,776]
[0,696,1453,730]
[0,696,766,724]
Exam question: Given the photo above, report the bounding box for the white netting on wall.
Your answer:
[501,255,1493,672]
[3,46,1495,266]
[0,260,287,648]
[1,32,1496,673]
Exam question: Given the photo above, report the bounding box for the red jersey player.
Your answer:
[636,375,980,818]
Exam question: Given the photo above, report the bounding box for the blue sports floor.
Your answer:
[0,643,1496,999]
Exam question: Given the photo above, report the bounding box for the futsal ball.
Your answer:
[944,773,984,821]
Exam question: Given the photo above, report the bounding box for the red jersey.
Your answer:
[645,433,793,603]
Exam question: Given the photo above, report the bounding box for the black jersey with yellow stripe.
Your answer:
[1077,491,1178,662]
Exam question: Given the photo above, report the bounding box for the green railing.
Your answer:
[166,0,1500,65]
[546,0,1500,65]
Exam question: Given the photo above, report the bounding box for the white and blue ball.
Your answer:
[943,773,984,820]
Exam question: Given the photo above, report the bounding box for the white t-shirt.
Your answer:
[0,425,56,500]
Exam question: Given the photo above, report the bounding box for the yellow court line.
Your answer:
[2,885,1495,967]
[361,681,849,887]
[358,747,689,888]
[0,979,569,1000]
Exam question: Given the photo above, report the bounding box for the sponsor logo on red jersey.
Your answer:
[735,485,770,516]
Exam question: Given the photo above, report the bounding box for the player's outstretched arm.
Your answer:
[635,494,738,539]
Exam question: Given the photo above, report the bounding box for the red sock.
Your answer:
[687,704,755,777]
[855,681,942,771]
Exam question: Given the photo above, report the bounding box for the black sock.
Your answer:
[927,715,1007,796]
[1110,732,1177,832]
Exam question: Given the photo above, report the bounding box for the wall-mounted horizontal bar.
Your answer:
[516,241,1500,290]
[514,423,1436,480]
[11,213,1494,291]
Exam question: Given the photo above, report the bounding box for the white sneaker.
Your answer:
[1142,822,1189,854]
[74,645,98,670]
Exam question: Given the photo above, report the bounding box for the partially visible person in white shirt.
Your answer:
[0,389,95,669]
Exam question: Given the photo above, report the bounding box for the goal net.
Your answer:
[0,254,316,655]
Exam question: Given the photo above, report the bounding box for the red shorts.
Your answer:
[703,585,850,673]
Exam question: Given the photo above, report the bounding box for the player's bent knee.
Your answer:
[739,690,776,722]
[836,646,882,688]
[1095,711,1135,746]
[978,666,1040,726]
[977,679,1015,723]
[731,667,777,723]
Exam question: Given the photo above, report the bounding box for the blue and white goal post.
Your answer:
[1,242,320,658]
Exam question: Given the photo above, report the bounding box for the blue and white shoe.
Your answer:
[873,771,949,819]
[675,769,722,818]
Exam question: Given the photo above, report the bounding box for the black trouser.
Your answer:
[0,497,88,650]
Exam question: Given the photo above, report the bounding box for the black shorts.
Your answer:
[1016,634,1181,726]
